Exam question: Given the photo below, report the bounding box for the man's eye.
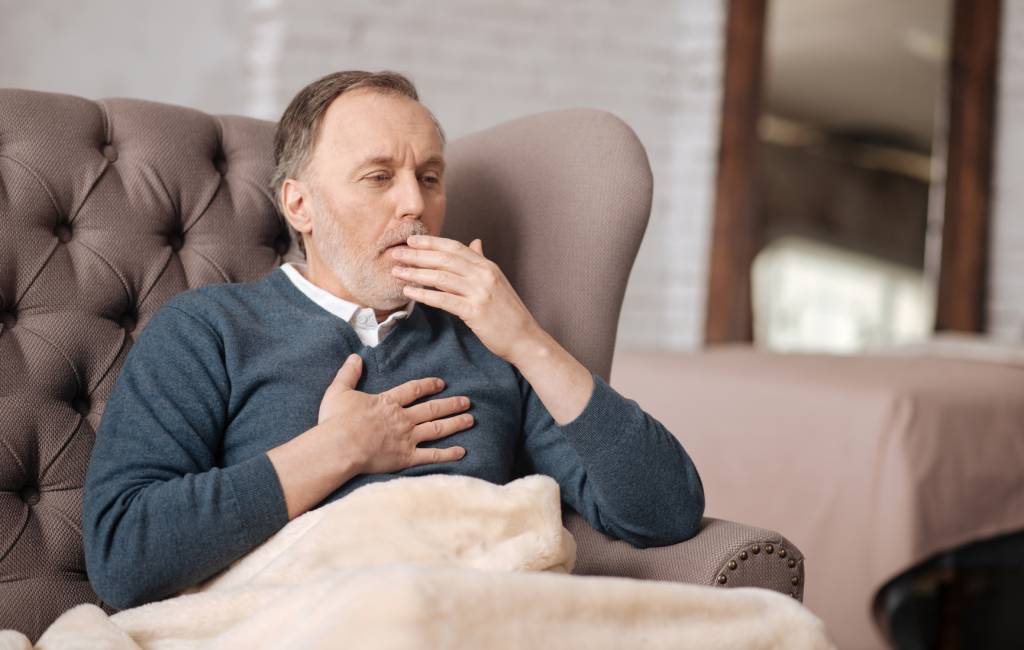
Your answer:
[367,173,391,183]
[421,175,440,185]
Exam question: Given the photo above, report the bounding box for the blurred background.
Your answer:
[4,3,1023,648]
[2,0,1019,355]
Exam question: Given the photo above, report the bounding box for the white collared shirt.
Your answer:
[280,262,415,347]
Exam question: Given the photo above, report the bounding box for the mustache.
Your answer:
[378,222,429,251]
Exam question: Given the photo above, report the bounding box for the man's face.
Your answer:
[298,89,446,310]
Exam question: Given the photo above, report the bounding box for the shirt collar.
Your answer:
[279,262,415,327]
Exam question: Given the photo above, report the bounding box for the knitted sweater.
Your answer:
[83,266,705,609]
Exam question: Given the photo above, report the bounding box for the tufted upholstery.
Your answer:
[0,89,804,642]
[0,90,297,640]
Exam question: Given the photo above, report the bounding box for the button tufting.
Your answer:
[0,309,15,329]
[72,395,91,416]
[168,232,184,252]
[53,222,72,243]
[119,312,137,332]
[102,144,118,162]
[274,235,290,256]
[19,486,40,506]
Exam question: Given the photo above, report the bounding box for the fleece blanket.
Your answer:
[0,474,834,649]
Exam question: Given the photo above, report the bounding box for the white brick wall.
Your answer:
[1,0,726,351]
[244,0,726,351]
[0,0,250,116]
[991,0,1024,341]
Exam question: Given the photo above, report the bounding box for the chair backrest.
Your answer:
[0,88,653,640]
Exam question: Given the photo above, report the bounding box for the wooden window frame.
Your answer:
[704,0,1002,344]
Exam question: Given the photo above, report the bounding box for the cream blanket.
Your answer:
[1,475,834,649]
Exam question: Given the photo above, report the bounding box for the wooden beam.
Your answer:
[705,0,766,344]
[936,0,1002,332]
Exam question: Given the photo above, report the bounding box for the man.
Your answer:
[83,70,705,610]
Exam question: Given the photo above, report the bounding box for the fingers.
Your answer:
[412,412,475,442]
[470,238,483,256]
[379,376,446,406]
[410,445,466,467]
[390,247,481,273]
[405,395,471,425]
[405,234,480,264]
[401,286,469,318]
[333,353,363,390]
[391,266,475,296]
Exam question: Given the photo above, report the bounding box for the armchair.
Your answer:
[0,89,804,642]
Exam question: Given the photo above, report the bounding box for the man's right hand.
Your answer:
[317,353,472,475]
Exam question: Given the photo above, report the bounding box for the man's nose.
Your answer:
[395,172,425,219]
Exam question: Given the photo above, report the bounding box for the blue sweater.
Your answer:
[83,266,705,610]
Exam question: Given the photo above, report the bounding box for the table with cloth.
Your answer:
[611,345,1024,649]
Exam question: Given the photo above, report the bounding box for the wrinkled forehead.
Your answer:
[316,90,445,167]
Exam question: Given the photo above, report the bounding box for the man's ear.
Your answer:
[281,178,314,239]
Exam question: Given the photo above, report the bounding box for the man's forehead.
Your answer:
[319,92,445,164]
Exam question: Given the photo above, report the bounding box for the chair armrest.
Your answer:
[563,512,805,601]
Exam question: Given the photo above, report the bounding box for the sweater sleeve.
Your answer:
[513,369,705,548]
[83,303,289,610]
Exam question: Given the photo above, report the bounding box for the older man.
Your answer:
[83,71,705,610]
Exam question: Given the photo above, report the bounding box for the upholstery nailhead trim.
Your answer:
[715,543,804,602]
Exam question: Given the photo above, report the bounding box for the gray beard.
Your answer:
[310,203,428,310]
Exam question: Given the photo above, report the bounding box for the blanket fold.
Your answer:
[4,474,834,649]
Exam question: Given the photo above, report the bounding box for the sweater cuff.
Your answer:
[222,453,290,548]
[557,371,629,458]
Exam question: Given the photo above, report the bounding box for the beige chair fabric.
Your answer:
[0,89,804,642]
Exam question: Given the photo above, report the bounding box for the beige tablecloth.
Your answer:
[611,345,1024,650]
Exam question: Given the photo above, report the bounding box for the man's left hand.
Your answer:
[389,235,543,365]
